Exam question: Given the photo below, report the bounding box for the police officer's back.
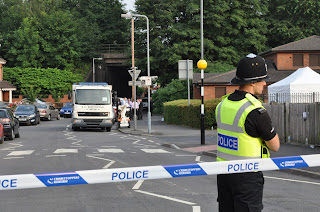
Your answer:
[215,53,280,212]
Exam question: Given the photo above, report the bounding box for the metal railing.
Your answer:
[268,92,320,103]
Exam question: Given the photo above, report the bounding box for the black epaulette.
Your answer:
[257,108,266,114]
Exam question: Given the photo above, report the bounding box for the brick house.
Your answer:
[0,58,16,103]
[193,35,320,100]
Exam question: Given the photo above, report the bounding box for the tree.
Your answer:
[134,0,268,85]
[152,79,190,114]
[266,0,320,48]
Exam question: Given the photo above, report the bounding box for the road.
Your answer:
[0,118,319,212]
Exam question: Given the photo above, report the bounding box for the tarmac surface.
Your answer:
[118,113,320,179]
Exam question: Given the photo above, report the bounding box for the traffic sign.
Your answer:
[128,69,141,80]
[128,81,143,86]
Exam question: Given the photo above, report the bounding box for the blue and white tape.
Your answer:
[0,154,319,190]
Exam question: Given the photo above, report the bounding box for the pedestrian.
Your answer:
[137,99,143,120]
[215,53,280,212]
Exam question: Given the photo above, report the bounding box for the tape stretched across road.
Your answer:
[0,154,320,190]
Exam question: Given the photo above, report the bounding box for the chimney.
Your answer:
[0,58,7,81]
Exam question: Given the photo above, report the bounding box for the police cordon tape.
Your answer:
[1,154,320,190]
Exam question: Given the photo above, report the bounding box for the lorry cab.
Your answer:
[71,82,114,132]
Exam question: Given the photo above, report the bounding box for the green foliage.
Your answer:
[21,86,41,103]
[152,79,191,114]
[134,0,268,85]
[163,99,221,129]
[195,61,235,73]
[3,67,83,96]
[266,0,320,48]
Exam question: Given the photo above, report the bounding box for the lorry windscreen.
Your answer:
[75,89,111,105]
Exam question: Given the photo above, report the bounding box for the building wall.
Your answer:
[193,84,239,100]
[265,52,320,70]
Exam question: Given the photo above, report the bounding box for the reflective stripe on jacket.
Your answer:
[215,93,270,161]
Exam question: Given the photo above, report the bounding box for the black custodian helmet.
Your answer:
[231,53,270,85]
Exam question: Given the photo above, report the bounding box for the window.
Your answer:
[215,87,226,98]
[293,54,303,66]
[310,54,320,66]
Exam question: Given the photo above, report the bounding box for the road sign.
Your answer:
[145,77,152,86]
[128,69,141,80]
[178,60,193,80]
[128,81,143,86]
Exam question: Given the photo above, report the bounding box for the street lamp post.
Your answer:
[121,13,152,134]
[93,57,103,83]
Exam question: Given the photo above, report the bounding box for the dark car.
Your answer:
[60,102,72,118]
[14,104,40,125]
[0,108,20,140]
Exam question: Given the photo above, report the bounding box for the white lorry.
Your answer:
[70,82,114,132]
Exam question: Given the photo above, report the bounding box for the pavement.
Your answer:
[117,112,320,179]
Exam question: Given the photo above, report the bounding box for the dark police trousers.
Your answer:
[217,171,264,212]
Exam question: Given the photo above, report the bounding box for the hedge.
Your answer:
[163,99,221,129]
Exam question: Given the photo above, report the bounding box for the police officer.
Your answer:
[215,53,280,212]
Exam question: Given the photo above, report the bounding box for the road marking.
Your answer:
[171,144,181,149]
[54,149,78,154]
[141,149,170,153]
[135,190,196,205]
[46,155,67,157]
[86,155,115,169]
[1,142,24,151]
[265,176,320,186]
[176,155,197,157]
[98,149,124,153]
[195,156,202,162]
[3,157,24,159]
[7,150,34,156]
[193,206,201,212]
[132,180,144,190]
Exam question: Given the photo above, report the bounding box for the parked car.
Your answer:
[60,102,73,118]
[14,104,40,125]
[0,123,4,144]
[36,104,60,121]
[0,108,20,140]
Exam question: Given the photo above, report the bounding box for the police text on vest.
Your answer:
[218,133,238,151]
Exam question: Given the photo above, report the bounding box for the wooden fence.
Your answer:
[263,103,320,146]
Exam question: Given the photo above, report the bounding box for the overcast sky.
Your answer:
[123,0,135,11]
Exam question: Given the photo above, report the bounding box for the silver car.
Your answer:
[36,104,60,121]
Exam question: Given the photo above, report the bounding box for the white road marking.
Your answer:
[46,155,67,157]
[193,206,201,212]
[141,149,170,153]
[265,176,320,186]
[7,150,34,156]
[54,149,78,154]
[176,155,197,157]
[135,190,196,205]
[195,156,204,162]
[3,157,24,159]
[132,180,144,190]
[171,144,181,149]
[1,142,24,151]
[86,155,115,169]
[98,149,124,153]
[148,140,154,143]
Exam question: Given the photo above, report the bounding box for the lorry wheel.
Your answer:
[106,127,111,132]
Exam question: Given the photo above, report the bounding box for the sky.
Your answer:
[123,0,135,12]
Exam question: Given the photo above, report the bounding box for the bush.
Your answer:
[3,67,83,97]
[163,98,222,129]
[152,79,191,114]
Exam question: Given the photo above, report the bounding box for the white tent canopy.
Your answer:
[268,67,320,103]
